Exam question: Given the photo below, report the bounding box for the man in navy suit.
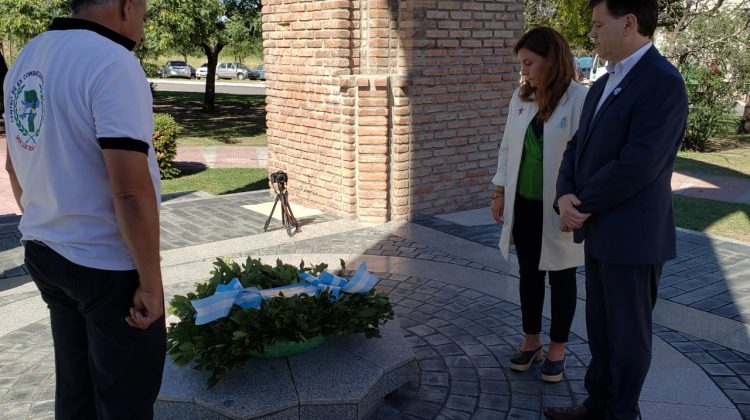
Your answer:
[543,1,688,419]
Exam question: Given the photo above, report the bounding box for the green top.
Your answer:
[517,119,543,200]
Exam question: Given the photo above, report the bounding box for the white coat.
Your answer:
[492,82,587,271]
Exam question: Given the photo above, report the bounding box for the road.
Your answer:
[148,79,265,96]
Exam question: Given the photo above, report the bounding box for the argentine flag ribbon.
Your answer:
[191,278,262,325]
[190,262,379,325]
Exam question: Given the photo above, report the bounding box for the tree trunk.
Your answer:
[740,92,750,134]
[202,42,224,113]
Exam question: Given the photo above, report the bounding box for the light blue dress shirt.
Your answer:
[594,42,653,115]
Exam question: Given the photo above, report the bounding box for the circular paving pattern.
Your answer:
[370,273,590,420]
[3,269,749,419]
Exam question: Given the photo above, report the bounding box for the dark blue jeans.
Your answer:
[25,240,166,420]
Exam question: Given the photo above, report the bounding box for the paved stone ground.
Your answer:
[159,190,335,250]
[1,193,750,419]
[417,215,750,325]
[174,146,268,170]
[370,274,588,420]
[652,325,750,418]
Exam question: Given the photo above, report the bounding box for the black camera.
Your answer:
[269,171,288,185]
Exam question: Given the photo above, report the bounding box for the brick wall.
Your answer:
[263,0,523,223]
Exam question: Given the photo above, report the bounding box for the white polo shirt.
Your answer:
[3,18,160,271]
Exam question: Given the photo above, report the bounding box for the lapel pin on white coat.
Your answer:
[557,116,567,129]
[613,87,622,96]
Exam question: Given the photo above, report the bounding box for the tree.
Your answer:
[659,1,750,135]
[146,0,262,112]
[225,13,263,62]
[659,0,750,67]
[0,0,68,114]
[524,0,593,50]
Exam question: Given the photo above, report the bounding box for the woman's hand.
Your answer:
[491,196,505,224]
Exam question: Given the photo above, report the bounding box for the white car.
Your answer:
[196,63,209,79]
[589,55,609,84]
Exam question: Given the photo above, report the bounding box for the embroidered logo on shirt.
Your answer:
[9,70,46,152]
[558,117,568,129]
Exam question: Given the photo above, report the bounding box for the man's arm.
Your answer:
[555,130,579,211]
[575,73,688,215]
[102,149,163,329]
[5,143,23,212]
[555,130,590,230]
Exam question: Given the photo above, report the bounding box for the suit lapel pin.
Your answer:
[557,117,567,128]
[613,87,622,96]
[518,107,525,115]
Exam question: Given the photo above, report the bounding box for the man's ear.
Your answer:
[623,14,638,37]
[121,0,134,21]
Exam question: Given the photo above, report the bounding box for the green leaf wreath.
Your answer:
[167,257,394,387]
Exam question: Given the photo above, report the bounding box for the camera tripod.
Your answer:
[263,174,299,237]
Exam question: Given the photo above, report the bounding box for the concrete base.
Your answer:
[157,319,415,419]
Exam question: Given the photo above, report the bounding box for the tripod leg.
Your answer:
[263,194,281,231]
[281,191,293,237]
[281,191,299,235]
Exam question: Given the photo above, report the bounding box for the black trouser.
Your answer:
[24,241,166,420]
[582,252,662,420]
[512,195,577,343]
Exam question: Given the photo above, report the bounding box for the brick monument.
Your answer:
[263,0,523,223]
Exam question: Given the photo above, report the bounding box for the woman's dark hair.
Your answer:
[589,0,658,38]
[514,27,575,122]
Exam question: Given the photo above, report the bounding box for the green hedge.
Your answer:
[142,62,161,78]
[681,64,735,152]
[153,113,180,179]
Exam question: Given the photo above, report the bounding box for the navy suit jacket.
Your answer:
[556,46,688,265]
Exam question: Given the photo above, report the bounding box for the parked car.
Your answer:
[196,63,209,79]
[248,64,265,81]
[589,54,609,84]
[159,60,192,79]
[216,62,252,80]
[576,56,593,78]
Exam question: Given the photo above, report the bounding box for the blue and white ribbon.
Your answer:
[341,262,379,294]
[191,278,262,325]
[190,262,379,325]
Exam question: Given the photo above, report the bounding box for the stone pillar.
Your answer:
[263,0,523,223]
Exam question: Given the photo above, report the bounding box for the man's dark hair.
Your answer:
[70,0,116,13]
[589,0,658,38]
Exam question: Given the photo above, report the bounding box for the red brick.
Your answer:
[266,0,521,222]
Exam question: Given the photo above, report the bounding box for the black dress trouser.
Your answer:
[24,240,166,420]
[512,195,577,343]
[582,250,663,420]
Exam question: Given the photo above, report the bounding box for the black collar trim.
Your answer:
[49,18,136,51]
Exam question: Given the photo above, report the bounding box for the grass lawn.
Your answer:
[674,195,750,242]
[161,168,269,196]
[675,113,750,179]
[153,91,266,147]
[675,134,750,179]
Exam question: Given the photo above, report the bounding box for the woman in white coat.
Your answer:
[491,27,586,383]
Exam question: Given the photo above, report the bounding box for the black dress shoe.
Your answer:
[540,356,565,383]
[510,346,543,372]
[543,405,604,420]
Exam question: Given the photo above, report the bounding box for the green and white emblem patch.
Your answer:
[9,70,45,151]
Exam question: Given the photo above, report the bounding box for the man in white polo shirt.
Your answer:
[3,0,165,419]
